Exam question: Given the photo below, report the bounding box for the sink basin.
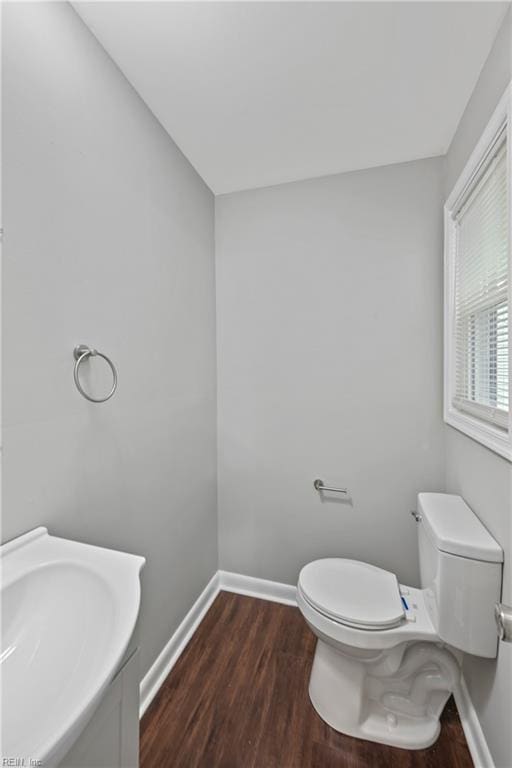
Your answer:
[1,527,145,767]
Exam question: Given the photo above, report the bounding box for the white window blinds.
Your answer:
[452,130,509,429]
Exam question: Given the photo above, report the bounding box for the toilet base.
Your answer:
[308,638,459,750]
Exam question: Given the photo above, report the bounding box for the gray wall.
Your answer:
[443,9,512,767]
[2,2,217,678]
[3,5,510,761]
[216,157,445,587]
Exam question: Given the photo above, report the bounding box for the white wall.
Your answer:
[216,158,445,586]
[2,2,217,678]
[443,9,512,767]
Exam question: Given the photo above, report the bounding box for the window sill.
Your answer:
[444,406,512,461]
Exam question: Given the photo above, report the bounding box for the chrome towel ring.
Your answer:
[73,345,118,403]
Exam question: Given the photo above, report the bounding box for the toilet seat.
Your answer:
[298,558,405,630]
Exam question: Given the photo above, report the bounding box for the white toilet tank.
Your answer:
[417,493,503,659]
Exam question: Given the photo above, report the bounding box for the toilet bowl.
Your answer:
[297,493,503,749]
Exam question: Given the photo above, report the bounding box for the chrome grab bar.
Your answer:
[314,478,348,495]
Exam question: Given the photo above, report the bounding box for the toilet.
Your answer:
[297,492,503,749]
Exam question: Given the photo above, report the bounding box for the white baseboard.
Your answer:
[454,676,494,768]
[139,570,296,717]
[139,571,220,717]
[218,570,297,606]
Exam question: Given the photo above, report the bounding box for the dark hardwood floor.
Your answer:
[140,592,473,768]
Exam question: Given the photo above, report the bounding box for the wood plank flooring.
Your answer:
[140,592,473,768]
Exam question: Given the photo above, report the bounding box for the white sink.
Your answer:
[0,527,145,767]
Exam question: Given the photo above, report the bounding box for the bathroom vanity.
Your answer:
[59,642,140,768]
[0,528,145,768]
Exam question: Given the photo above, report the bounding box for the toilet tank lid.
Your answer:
[417,493,503,563]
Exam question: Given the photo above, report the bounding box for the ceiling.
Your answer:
[75,1,509,195]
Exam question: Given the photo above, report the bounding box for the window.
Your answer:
[444,85,511,459]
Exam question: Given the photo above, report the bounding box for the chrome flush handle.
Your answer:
[410,511,422,523]
[495,603,512,642]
